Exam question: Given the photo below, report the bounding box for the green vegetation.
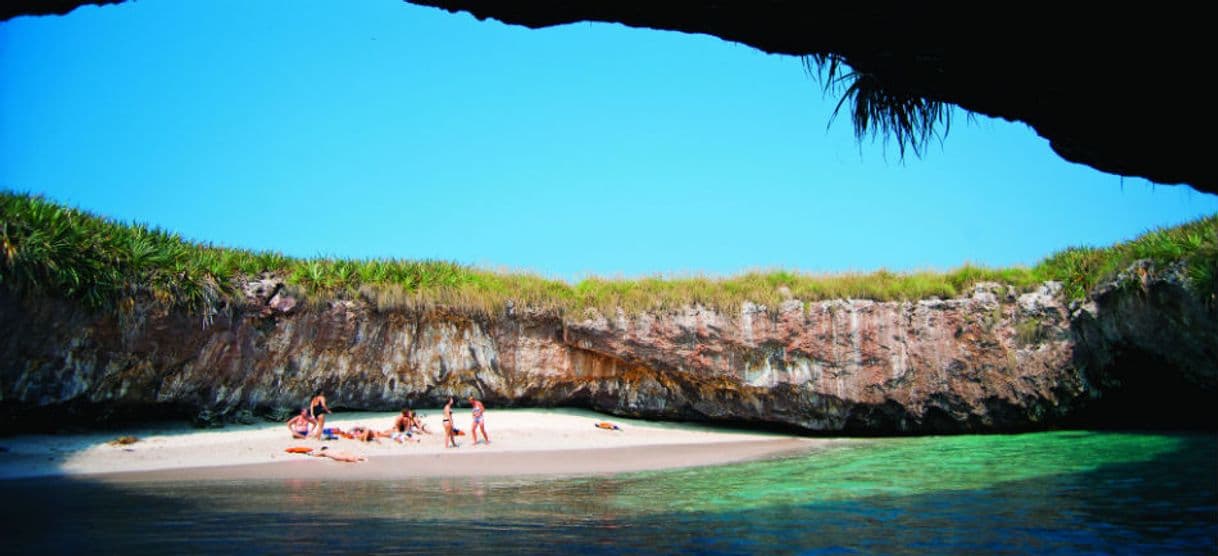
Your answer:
[1035,216,1218,300]
[803,53,952,159]
[1014,318,1045,346]
[2,192,1215,318]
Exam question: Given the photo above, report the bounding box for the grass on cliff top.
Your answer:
[2,191,1215,317]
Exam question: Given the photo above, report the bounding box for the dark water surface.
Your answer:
[3,431,1214,554]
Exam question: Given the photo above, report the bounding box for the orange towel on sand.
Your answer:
[596,422,621,430]
[285,446,313,454]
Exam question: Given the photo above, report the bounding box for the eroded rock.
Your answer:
[0,268,1213,432]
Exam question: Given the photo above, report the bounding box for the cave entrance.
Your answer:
[1079,346,1215,430]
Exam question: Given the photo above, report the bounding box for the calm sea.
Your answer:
[3,431,1214,554]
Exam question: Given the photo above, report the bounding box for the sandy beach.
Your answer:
[0,408,819,481]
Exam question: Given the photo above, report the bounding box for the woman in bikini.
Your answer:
[308,389,331,439]
[468,396,490,445]
[286,408,312,439]
[443,397,457,448]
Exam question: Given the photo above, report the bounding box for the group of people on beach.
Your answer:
[286,389,332,440]
[285,390,490,451]
[442,396,489,448]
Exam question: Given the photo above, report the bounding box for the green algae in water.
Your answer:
[5,431,1212,554]
[92,431,1188,522]
[594,431,1185,514]
[38,430,1191,525]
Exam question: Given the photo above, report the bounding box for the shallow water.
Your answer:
[3,431,1214,554]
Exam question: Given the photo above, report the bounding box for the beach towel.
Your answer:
[285,446,313,454]
[595,422,622,431]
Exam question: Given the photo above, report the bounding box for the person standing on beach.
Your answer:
[308,389,331,439]
[443,397,458,448]
[468,396,490,445]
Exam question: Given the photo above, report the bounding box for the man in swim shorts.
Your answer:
[468,396,490,445]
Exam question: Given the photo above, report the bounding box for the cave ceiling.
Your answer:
[5,1,1214,195]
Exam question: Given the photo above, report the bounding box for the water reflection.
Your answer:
[3,431,1213,554]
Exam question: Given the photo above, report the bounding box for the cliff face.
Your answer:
[1,267,1213,432]
[1068,262,1218,427]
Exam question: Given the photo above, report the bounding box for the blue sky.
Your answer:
[3,0,1215,281]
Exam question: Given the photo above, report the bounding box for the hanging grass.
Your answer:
[2,192,1214,319]
[803,53,952,159]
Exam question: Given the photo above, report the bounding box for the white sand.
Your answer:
[0,408,819,481]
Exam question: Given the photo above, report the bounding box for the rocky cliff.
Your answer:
[1,263,1214,432]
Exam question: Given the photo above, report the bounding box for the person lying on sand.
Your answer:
[325,427,358,440]
[309,446,365,463]
[287,408,313,439]
[349,426,388,443]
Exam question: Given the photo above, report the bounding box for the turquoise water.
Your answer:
[4,431,1214,554]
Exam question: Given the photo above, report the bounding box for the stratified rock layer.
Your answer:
[1,267,1213,432]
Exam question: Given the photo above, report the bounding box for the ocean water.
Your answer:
[3,431,1214,554]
